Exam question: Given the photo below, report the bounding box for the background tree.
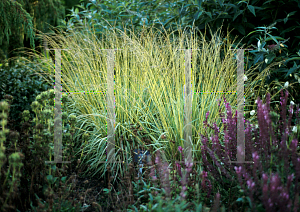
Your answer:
[0,0,66,64]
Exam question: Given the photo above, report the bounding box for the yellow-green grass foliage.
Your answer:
[19,19,282,182]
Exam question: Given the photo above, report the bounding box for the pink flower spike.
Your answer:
[185,161,193,168]
[180,191,186,199]
[155,155,160,164]
[176,162,182,177]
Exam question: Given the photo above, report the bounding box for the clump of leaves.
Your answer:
[198,89,300,211]
[0,89,87,212]
[0,57,52,133]
[0,98,24,212]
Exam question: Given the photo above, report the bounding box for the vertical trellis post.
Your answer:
[54,49,62,163]
[106,49,116,164]
[237,49,245,162]
[229,48,253,164]
[45,48,71,164]
[177,48,200,166]
[179,47,254,166]
[183,49,193,164]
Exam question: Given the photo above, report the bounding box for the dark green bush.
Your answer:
[0,57,52,132]
[0,90,84,211]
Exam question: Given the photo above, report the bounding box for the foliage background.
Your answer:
[0,0,91,63]
[1,0,300,145]
[0,0,82,133]
[55,0,300,124]
[0,0,300,211]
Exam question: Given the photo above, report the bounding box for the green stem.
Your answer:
[3,167,16,209]
[2,165,11,193]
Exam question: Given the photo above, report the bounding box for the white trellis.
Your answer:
[46,46,253,165]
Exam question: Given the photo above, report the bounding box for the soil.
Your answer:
[61,160,125,212]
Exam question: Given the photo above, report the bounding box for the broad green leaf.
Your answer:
[46,175,53,182]
[284,65,300,79]
[138,2,151,9]
[149,193,153,202]
[263,0,273,5]
[247,5,256,16]
[105,4,116,10]
[244,22,256,29]
[253,52,264,64]
[227,3,239,11]
[194,11,203,20]
[237,1,248,6]
[216,0,223,6]
[152,203,158,210]
[287,11,298,16]
[153,2,165,11]
[76,4,85,9]
[245,30,258,38]
[140,205,148,210]
[103,9,114,14]
[281,26,300,35]
[246,196,253,208]
[236,24,245,35]
[53,177,58,184]
[163,16,178,28]
[265,33,279,44]
[103,188,111,193]
[196,0,204,8]
[265,54,276,64]
[264,36,286,42]
[284,57,300,64]
[233,10,244,21]
[255,26,268,30]
[204,11,212,19]
[236,197,244,202]
[61,176,67,183]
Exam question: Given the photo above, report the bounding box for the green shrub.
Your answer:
[0,89,84,211]
[0,57,52,132]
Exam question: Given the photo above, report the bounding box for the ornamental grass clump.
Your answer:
[198,89,300,211]
[19,17,283,185]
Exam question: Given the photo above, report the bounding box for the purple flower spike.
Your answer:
[176,162,182,177]
[178,146,183,153]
